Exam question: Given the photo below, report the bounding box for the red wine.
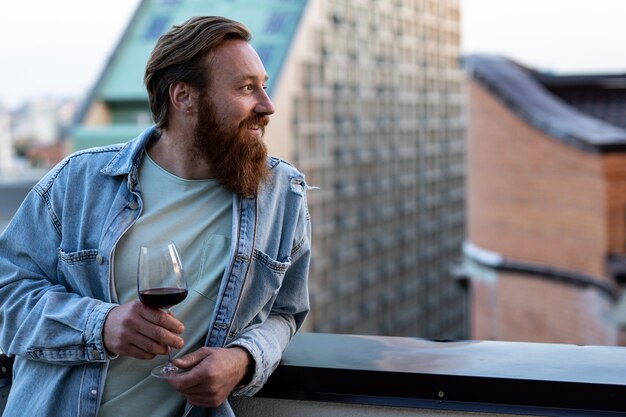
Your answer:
[139,288,188,309]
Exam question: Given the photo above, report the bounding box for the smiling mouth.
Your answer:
[241,115,270,135]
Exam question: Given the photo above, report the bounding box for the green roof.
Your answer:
[72,124,152,150]
[74,0,307,149]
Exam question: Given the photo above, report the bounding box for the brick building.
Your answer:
[463,55,626,345]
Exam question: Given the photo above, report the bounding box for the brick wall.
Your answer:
[468,81,608,278]
[602,154,626,254]
[472,271,616,344]
[467,80,625,344]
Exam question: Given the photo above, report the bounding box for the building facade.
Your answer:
[280,0,467,337]
[74,0,468,339]
[464,55,626,345]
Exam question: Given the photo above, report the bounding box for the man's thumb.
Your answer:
[172,347,212,367]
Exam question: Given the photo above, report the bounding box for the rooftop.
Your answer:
[464,54,626,153]
[535,71,626,131]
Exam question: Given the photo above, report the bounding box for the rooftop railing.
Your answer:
[233,332,626,417]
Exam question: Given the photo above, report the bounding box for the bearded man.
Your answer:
[0,16,311,417]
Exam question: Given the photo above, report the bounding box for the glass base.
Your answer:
[151,362,190,379]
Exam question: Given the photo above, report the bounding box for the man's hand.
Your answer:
[166,347,253,408]
[103,300,185,359]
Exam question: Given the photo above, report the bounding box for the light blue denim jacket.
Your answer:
[0,126,311,417]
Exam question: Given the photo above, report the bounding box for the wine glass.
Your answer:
[137,240,188,378]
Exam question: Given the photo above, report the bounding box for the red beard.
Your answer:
[193,97,270,197]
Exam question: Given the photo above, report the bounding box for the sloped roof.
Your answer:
[534,72,626,130]
[76,0,307,123]
[464,54,626,153]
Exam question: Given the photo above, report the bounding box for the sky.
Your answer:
[0,0,141,109]
[1,0,625,109]
[461,0,626,74]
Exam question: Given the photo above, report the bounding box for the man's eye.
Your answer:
[242,85,253,91]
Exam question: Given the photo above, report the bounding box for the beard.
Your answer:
[192,97,270,197]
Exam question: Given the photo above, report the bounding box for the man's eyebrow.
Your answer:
[233,74,270,83]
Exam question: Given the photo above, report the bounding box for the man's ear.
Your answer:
[168,81,199,114]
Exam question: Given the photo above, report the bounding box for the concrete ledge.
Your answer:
[249,333,626,416]
[233,396,503,417]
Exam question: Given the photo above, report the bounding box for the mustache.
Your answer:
[240,114,270,129]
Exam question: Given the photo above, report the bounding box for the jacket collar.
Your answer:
[100,126,156,177]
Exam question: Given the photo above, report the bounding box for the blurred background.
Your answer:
[1,0,625,346]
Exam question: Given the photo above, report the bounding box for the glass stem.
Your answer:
[165,347,175,371]
[164,308,175,369]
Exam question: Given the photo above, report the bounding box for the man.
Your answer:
[0,16,310,417]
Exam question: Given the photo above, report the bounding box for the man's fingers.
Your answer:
[103,301,185,359]
[125,343,158,360]
[172,347,212,368]
[138,304,185,334]
[138,323,184,350]
[110,324,170,357]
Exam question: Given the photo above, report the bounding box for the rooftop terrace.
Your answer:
[3,332,624,415]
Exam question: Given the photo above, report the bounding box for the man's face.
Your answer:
[192,39,275,196]
[202,39,275,139]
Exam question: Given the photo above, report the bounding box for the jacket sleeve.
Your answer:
[0,182,115,365]
[227,186,312,396]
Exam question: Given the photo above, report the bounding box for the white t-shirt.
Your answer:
[99,153,232,417]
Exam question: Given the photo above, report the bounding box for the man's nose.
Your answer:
[255,89,275,115]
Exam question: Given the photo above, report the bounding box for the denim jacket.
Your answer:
[0,126,311,417]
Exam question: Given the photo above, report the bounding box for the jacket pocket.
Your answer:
[57,248,99,264]
[253,250,291,275]
[57,248,102,297]
[229,250,291,335]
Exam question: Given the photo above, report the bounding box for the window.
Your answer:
[265,12,288,34]
[144,16,169,40]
